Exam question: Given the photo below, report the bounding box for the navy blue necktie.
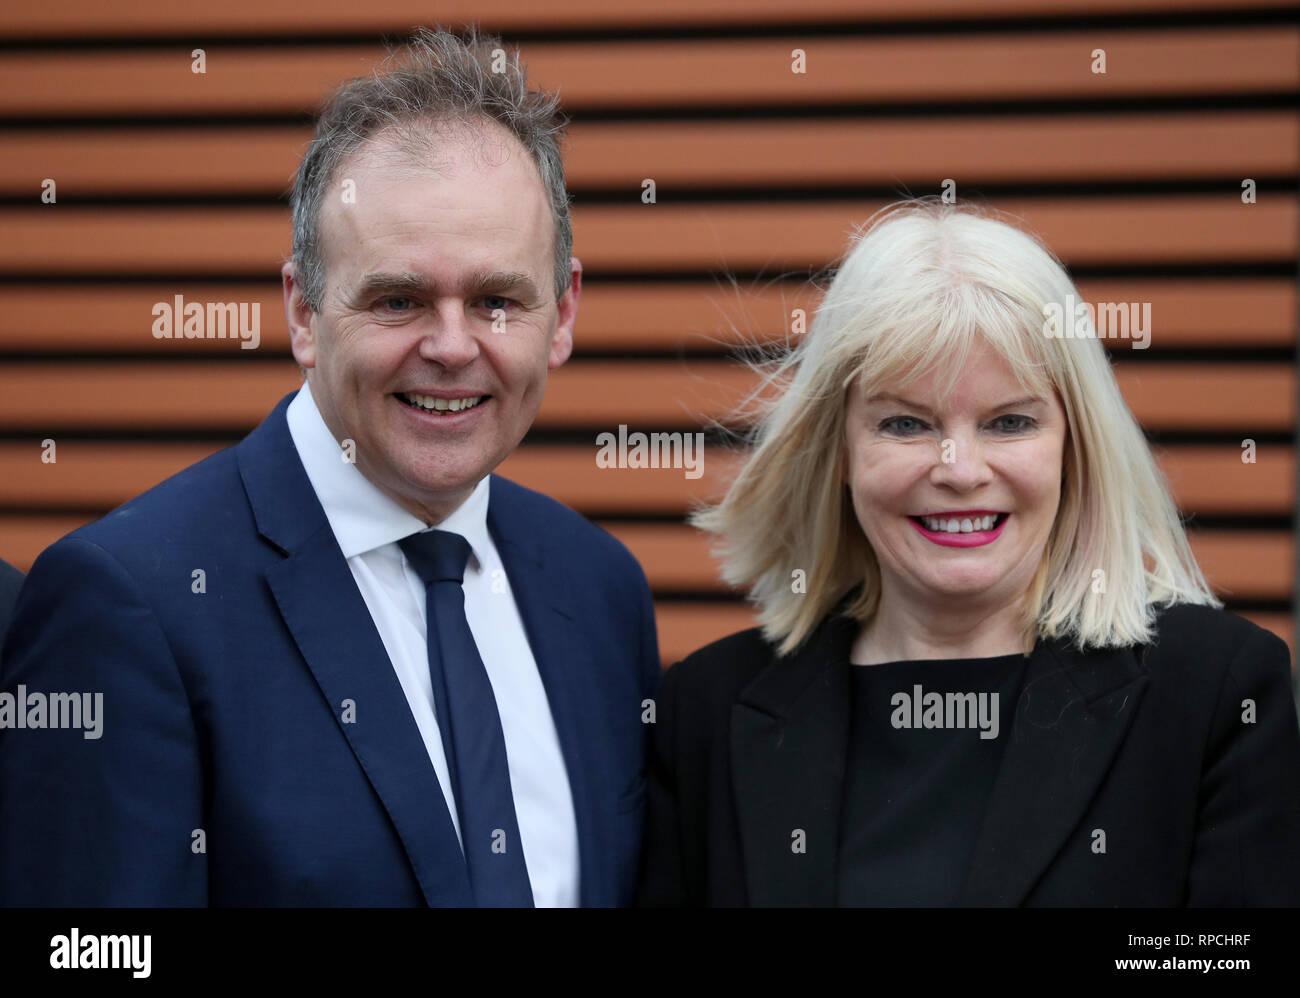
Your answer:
[399,529,534,907]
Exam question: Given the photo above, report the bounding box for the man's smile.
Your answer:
[395,390,490,414]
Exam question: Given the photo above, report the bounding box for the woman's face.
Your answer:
[843,339,1067,614]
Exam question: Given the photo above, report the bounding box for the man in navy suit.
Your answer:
[0,28,659,906]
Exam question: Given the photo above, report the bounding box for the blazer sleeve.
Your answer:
[1185,623,1300,905]
[0,536,208,906]
[636,658,689,906]
[636,564,662,719]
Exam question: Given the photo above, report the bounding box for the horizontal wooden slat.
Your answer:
[0,25,1295,109]
[7,112,1296,195]
[0,442,221,509]
[0,360,750,430]
[0,512,1287,599]
[1,196,1294,276]
[1111,365,1295,431]
[0,360,1291,432]
[604,522,1294,598]
[653,602,757,664]
[570,197,1300,271]
[0,363,305,430]
[4,0,1298,37]
[0,517,1287,663]
[0,439,1289,515]
[1189,532,1296,601]
[510,443,1297,514]
[1,279,1291,353]
[1151,445,1295,514]
[566,112,1300,187]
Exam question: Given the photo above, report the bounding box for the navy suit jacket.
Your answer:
[0,559,23,665]
[0,393,661,906]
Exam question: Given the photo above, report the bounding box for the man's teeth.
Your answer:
[920,514,1001,533]
[401,392,483,413]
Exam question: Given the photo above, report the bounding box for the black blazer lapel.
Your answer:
[730,610,858,906]
[237,394,473,906]
[956,638,1149,906]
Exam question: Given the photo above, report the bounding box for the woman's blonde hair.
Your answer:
[692,198,1219,657]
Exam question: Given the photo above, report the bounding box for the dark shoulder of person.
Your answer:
[1143,602,1287,669]
[665,625,782,709]
[0,557,25,651]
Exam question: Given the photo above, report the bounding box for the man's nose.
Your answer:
[418,302,481,368]
[929,430,993,490]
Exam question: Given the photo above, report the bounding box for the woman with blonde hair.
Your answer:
[637,199,1300,906]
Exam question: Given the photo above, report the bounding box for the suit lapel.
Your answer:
[956,638,1149,905]
[731,610,858,906]
[486,476,607,906]
[237,394,473,906]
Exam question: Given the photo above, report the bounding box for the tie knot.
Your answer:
[399,529,471,584]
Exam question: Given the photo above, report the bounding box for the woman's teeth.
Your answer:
[918,514,1002,533]
[399,392,484,413]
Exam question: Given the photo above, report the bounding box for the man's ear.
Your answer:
[282,261,317,370]
[548,257,581,370]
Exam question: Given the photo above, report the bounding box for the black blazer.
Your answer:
[637,602,1300,906]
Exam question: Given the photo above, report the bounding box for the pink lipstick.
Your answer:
[908,512,1009,548]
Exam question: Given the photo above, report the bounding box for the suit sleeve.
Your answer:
[1185,624,1300,905]
[0,536,207,906]
[636,658,689,906]
[636,564,661,713]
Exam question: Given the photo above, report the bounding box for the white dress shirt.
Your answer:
[286,383,579,907]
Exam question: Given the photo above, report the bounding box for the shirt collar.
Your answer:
[285,382,492,567]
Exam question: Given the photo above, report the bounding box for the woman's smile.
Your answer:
[908,511,1010,547]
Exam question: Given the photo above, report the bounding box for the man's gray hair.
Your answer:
[289,26,573,311]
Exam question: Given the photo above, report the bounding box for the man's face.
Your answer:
[284,120,578,523]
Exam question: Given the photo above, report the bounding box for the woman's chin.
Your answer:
[912,571,1008,601]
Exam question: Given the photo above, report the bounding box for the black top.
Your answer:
[837,653,1028,906]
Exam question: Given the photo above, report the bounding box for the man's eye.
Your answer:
[480,295,513,312]
[377,297,415,312]
[880,416,927,435]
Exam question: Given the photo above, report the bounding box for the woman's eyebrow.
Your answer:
[991,396,1047,411]
[864,393,1047,413]
[865,393,933,413]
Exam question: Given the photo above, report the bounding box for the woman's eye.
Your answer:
[993,414,1036,433]
[881,416,927,435]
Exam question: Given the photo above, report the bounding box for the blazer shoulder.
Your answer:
[59,445,244,566]
[1140,602,1292,700]
[489,473,646,576]
[1148,602,1287,661]
[666,623,779,701]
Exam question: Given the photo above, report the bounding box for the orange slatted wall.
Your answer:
[0,0,1296,663]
